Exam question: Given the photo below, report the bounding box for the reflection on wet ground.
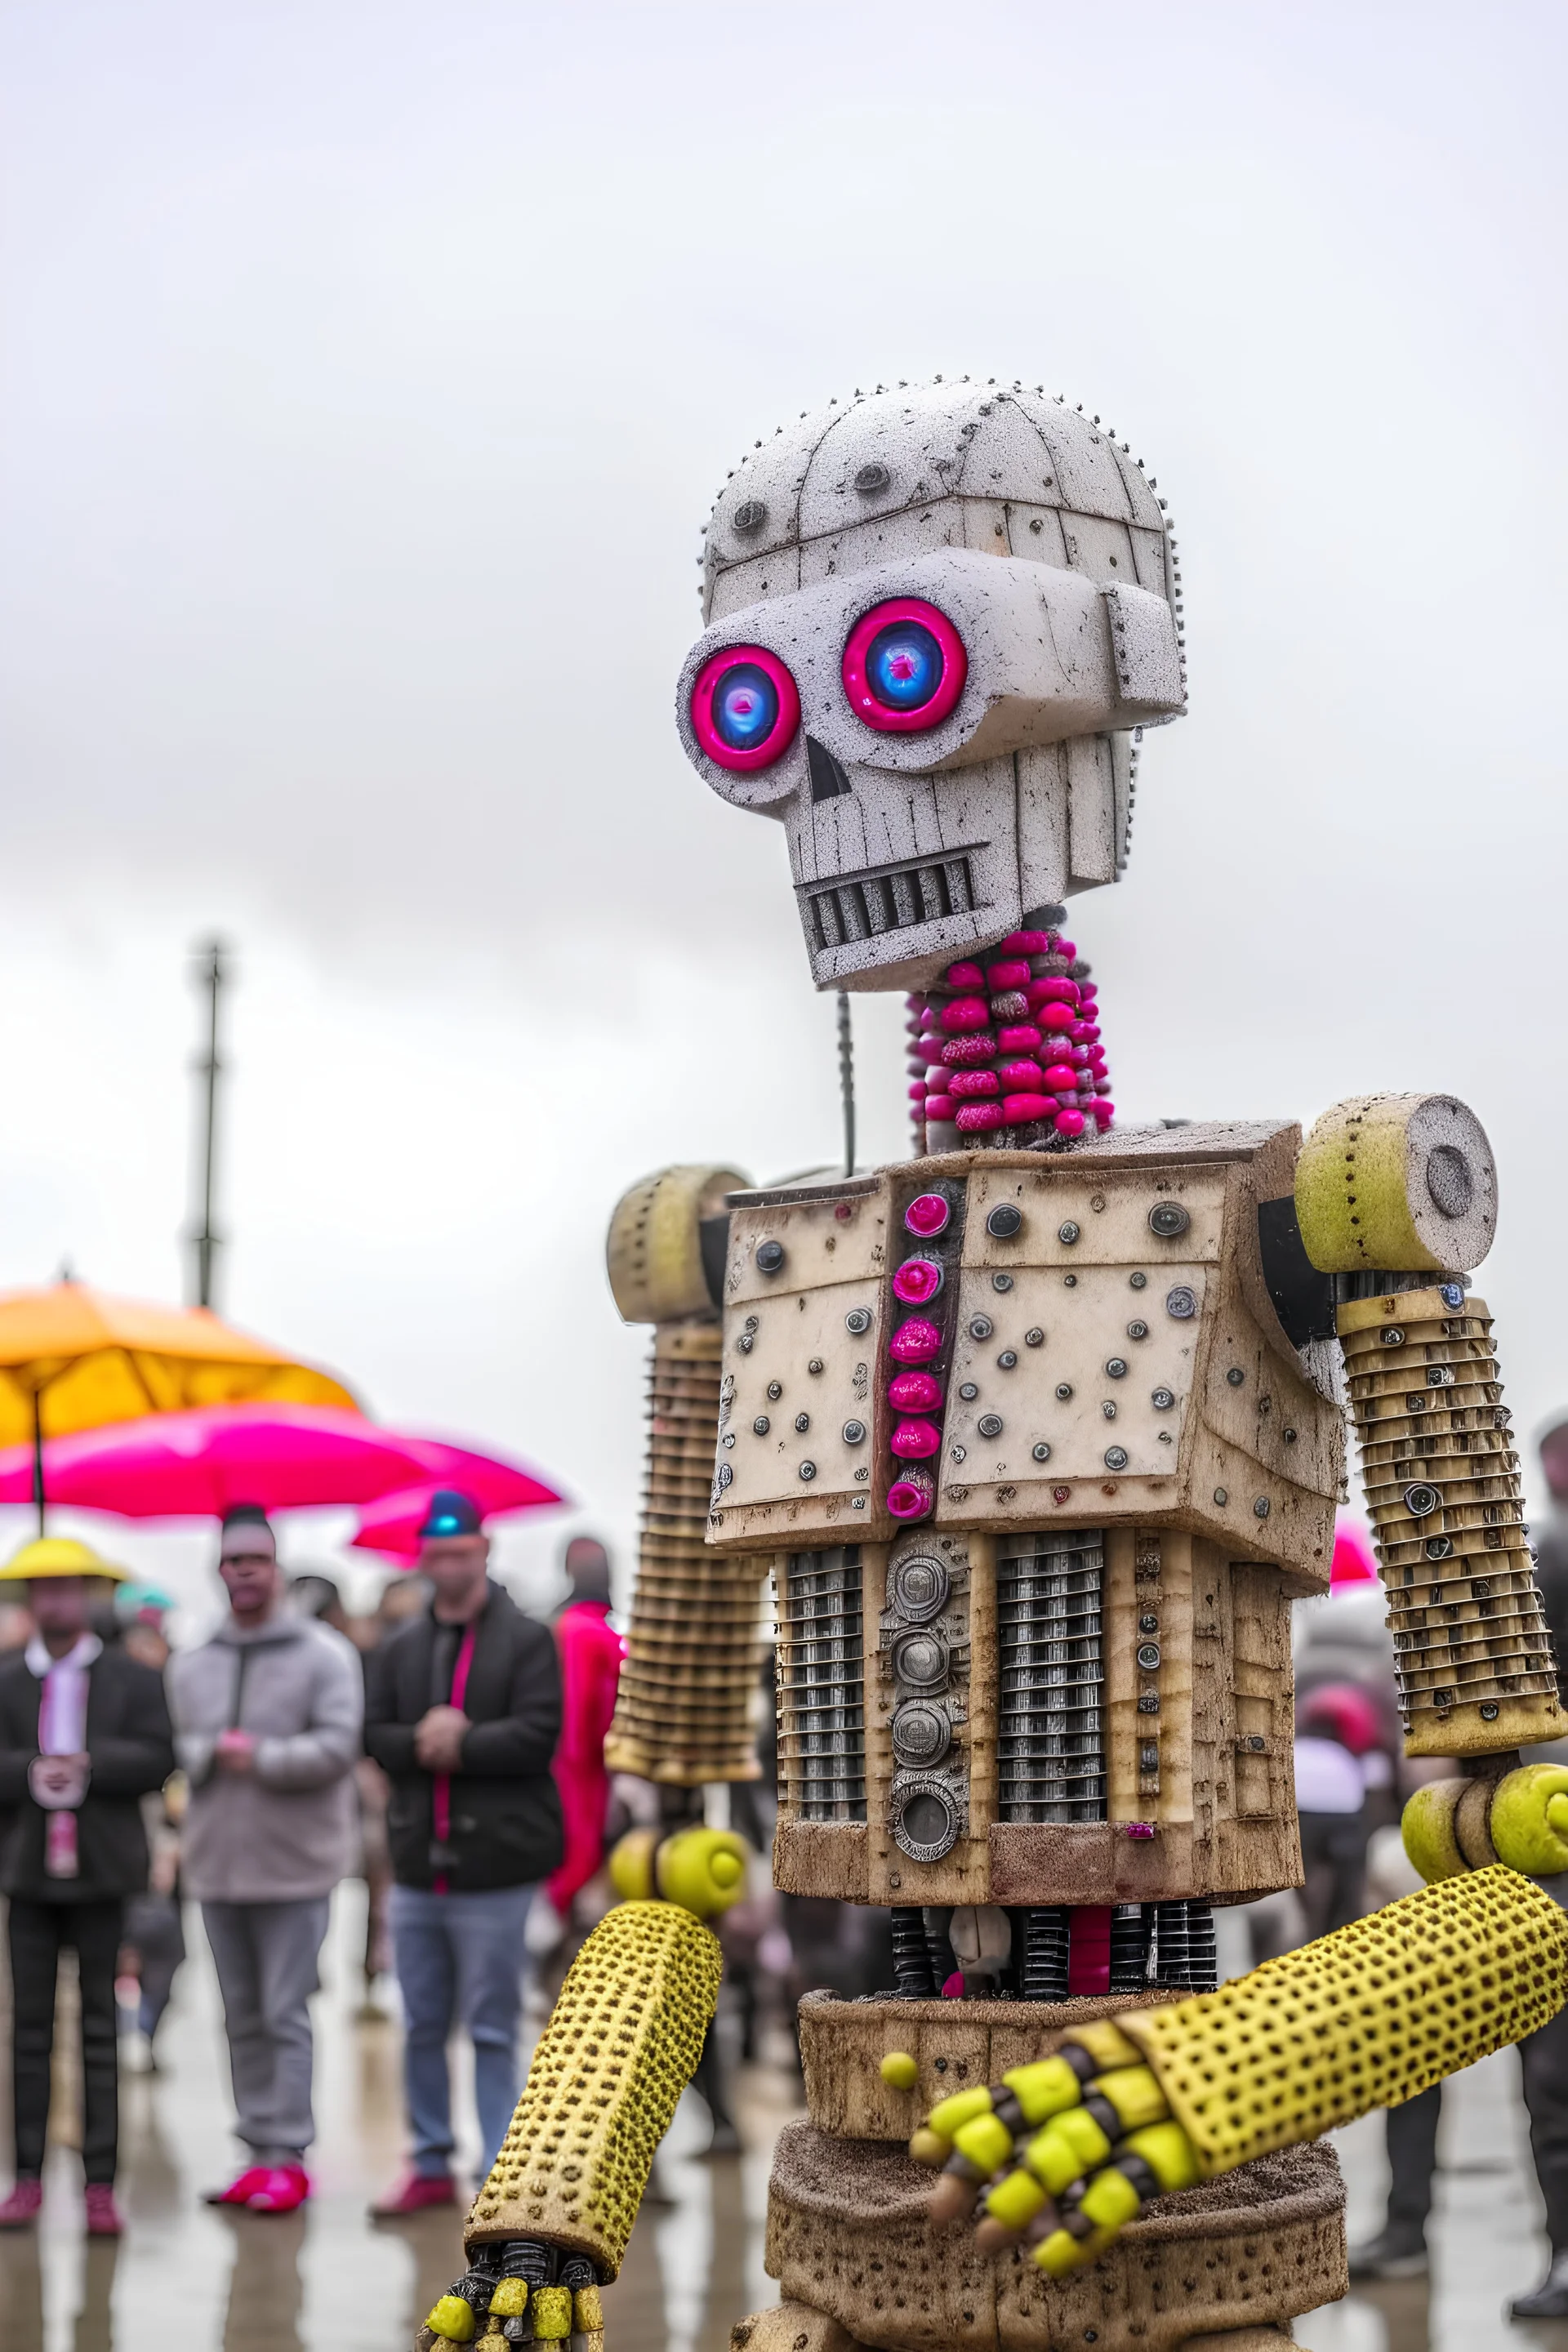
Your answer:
[2,1892,1567,2350]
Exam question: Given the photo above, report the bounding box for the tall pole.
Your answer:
[188,938,229,1311]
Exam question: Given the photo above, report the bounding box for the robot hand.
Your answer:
[910,1866,1566,2278]
[1404,1763,1568,1882]
[417,1900,722,2347]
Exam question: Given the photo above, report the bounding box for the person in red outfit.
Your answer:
[544,1538,623,1922]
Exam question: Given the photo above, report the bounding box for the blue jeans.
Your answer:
[390,1882,533,2177]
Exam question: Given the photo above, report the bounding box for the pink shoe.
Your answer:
[203,2165,270,2206]
[0,2180,41,2230]
[84,2185,122,2237]
[245,2164,309,2214]
[370,2170,456,2218]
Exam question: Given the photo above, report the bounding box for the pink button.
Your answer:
[1003,1093,1053,1121]
[889,1370,943,1411]
[889,1316,942,1364]
[985,958,1031,991]
[890,1416,941,1459]
[949,1068,1000,1098]
[938,996,991,1034]
[1000,930,1051,954]
[921,1094,956,1122]
[1042,1062,1077,1090]
[1055,1107,1087,1138]
[955,1102,1007,1132]
[942,1031,996,1067]
[942,961,985,989]
[886,1467,935,1521]
[996,1024,1042,1054]
[997,1058,1045,1089]
[892,1257,943,1306]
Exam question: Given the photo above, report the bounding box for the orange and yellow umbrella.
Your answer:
[0,1280,357,1528]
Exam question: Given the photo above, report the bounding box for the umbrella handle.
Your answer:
[32,1392,44,1537]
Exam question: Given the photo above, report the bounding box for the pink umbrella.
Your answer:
[350,1469,559,1562]
[0,1402,564,1522]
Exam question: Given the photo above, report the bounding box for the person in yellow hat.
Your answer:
[0,1535,175,2236]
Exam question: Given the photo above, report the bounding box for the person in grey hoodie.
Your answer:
[166,1504,363,2214]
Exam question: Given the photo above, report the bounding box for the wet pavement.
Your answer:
[2,1889,1566,2351]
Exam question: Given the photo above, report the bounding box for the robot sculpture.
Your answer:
[415,381,1568,2352]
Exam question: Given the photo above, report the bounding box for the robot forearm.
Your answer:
[911,1865,1566,2275]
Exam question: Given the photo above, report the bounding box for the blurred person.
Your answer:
[363,1491,562,2216]
[0,1535,174,2236]
[114,1581,175,1673]
[119,1768,188,2072]
[289,1569,350,1636]
[166,1503,363,2216]
[1294,1682,1382,1939]
[542,1535,623,1928]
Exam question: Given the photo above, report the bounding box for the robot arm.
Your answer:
[1290,1094,1566,1875]
[911,1864,1566,2276]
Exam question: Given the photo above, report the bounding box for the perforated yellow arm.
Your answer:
[911,1867,1567,2277]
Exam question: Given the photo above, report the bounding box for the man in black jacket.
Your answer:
[363,1491,562,2216]
[0,1538,175,2236]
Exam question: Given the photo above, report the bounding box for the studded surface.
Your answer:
[466,1902,722,2272]
[1119,1868,1568,2176]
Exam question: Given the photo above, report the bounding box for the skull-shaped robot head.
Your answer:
[676,379,1185,993]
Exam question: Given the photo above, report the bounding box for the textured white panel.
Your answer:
[1015,744,1071,913]
[1018,395,1137,519]
[960,499,1013,554]
[707,546,801,622]
[1058,512,1138,586]
[954,396,1062,504]
[1104,585,1185,710]
[798,506,955,588]
[1129,525,1170,597]
[1006,505,1070,565]
[797,384,973,540]
[1067,733,1117,885]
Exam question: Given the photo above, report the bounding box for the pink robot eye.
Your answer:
[690,645,801,771]
[842,598,967,733]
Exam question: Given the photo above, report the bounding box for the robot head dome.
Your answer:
[678,379,1187,994]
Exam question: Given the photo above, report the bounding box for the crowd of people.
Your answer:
[0,1489,622,2234]
[4,1445,1568,2319]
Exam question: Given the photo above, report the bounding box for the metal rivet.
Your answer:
[1056,1383,1074,1401]
[1063,1274,1077,1288]
[755,1240,786,1274]
[845,1307,872,1334]
[1253,1496,1271,1519]
[808,1357,824,1374]
[1283,1427,1298,1443]
[991,1272,1013,1293]
[715,1463,733,1490]
[1102,1401,1117,1419]
[1137,1694,1159,1716]
[753,1416,770,1435]
[853,461,891,494]
[1129,1272,1147,1290]
[1025,1328,1045,1347]
[743,1315,760,1333]
[1058,1221,1080,1245]
[1165,1285,1196,1320]
[1481,1701,1499,1721]
[794,1412,810,1433]
[1214,1487,1229,1505]
[1152,1388,1175,1410]
[1226,1366,1245,1388]
[1405,1483,1441,1518]
[737,1334,755,1354]
[1137,1642,1160,1671]
[721,1432,735,1448]
[767,1381,782,1401]
[798,1460,817,1481]
[1138,1613,1159,1633]
[733,497,768,534]
[842,1419,866,1444]
[1031,1441,1051,1462]
[1104,1446,1129,1470]
[997,1350,1018,1370]
[959,1382,979,1401]
[1148,1201,1190,1238]
[969,1315,994,1339]
[1126,1321,1149,1341]
[987,1203,1023,1238]
[978,1414,1004,1438]
[1106,1357,1128,1379]
[1380,1325,1406,1348]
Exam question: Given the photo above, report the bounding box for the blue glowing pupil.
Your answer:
[866,620,942,710]
[713,662,778,749]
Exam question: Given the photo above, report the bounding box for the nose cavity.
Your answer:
[806,735,852,802]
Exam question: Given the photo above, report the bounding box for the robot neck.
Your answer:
[905,918,1111,1156]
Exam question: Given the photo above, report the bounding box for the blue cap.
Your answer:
[416,1489,483,1540]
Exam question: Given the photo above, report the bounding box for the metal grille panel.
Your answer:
[806,854,977,952]
[782,1548,866,1822]
[997,1530,1107,1823]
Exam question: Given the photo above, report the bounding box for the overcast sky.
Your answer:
[0,1,1563,1624]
